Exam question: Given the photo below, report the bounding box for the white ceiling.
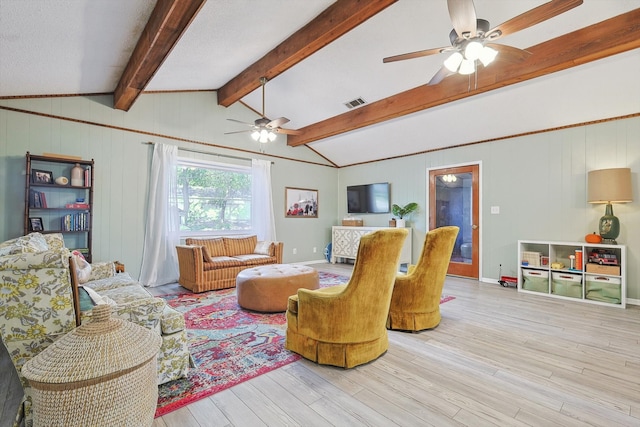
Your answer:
[1,0,639,166]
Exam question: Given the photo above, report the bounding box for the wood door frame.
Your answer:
[427,162,482,279]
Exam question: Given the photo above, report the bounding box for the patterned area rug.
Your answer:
[155,271,454,417]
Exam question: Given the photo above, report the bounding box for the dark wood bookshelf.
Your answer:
[24,152,95,262]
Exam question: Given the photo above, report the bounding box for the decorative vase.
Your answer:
[54,176,69,185]
[396,219,406,228]
[71,163,84,186]
[598,203,619,244]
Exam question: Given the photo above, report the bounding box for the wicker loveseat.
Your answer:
[176,235,283,293]
[0,233,189,426]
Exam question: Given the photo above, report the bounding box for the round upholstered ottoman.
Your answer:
[236,264,319,312]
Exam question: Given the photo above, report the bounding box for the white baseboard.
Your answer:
[291,259,328,265]
[481,277,637,306]
[481,277,509,286]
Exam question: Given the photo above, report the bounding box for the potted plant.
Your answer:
[392,202,418,228]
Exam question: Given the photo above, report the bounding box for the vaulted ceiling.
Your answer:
[1,0,639,166]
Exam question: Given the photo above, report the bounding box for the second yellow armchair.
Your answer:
[386,226,459,332]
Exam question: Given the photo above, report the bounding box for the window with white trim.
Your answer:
[176,158,252,235]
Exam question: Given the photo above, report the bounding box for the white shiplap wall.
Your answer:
[338,116,640,301]
[0,93,638,302]
[0,92,338,279]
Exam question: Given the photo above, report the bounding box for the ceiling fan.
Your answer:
[226,77,300,143]
[383,0,583,85]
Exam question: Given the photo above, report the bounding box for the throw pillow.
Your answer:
[0,237,18,257]
[186,237,226,257]
[9,233,49,254]
[77,287,95,312]
[254,241,274,255]
[223,235,258,257]
[80,286,117,306]
[201,246,214,263]
[43,233,65,250]
[72,250,92,284]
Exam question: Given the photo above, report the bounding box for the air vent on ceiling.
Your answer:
[344,97,366,109]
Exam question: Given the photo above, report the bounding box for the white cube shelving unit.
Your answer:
[518,240,626,308]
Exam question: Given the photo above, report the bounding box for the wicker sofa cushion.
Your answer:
[223,236,258,257]
[203,256,245,270]
[233,254,277,266]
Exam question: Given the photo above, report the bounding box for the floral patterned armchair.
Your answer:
[0,233,76,425]
[0,233,189,426]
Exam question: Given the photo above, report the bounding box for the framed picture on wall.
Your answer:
[285,187,318,218]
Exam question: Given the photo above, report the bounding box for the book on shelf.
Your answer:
[29,190,39,208]
[65,203,90,209]
[84,166,91,187]
[61,212,90,231]
[29,190,47,208]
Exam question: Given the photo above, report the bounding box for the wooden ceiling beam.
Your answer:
[287,9,640,147]
[216,0,398,108]
[113,0,206,111]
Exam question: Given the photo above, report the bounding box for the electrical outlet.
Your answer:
[491,206,500,214]
[313,247,317,253]
[293,248,297,254]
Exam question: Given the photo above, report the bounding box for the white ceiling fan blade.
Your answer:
[487,0,583,40]
[428,66,455,86]
[267,117,290,128]
[448,0,477,38]
[487,43,532,63]
[227,118,255,126]
[383,47,448,63]
[229,78,297,137]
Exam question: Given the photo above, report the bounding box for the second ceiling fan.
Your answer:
[384,0,583,85]
[226,77,300,143]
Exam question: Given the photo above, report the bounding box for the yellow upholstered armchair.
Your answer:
[286,228,408,368]
[386,225,459,332]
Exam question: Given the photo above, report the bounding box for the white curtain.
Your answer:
[251,159,276,241]
[140,143,180,287]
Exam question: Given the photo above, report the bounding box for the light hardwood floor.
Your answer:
[152,262,640,427]
[2,262,638,426]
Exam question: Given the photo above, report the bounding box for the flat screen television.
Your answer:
[347,182,390,214]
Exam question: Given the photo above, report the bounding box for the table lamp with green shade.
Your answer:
[587,168,633,244]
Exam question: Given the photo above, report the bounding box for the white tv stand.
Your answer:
[331,226,412,265]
